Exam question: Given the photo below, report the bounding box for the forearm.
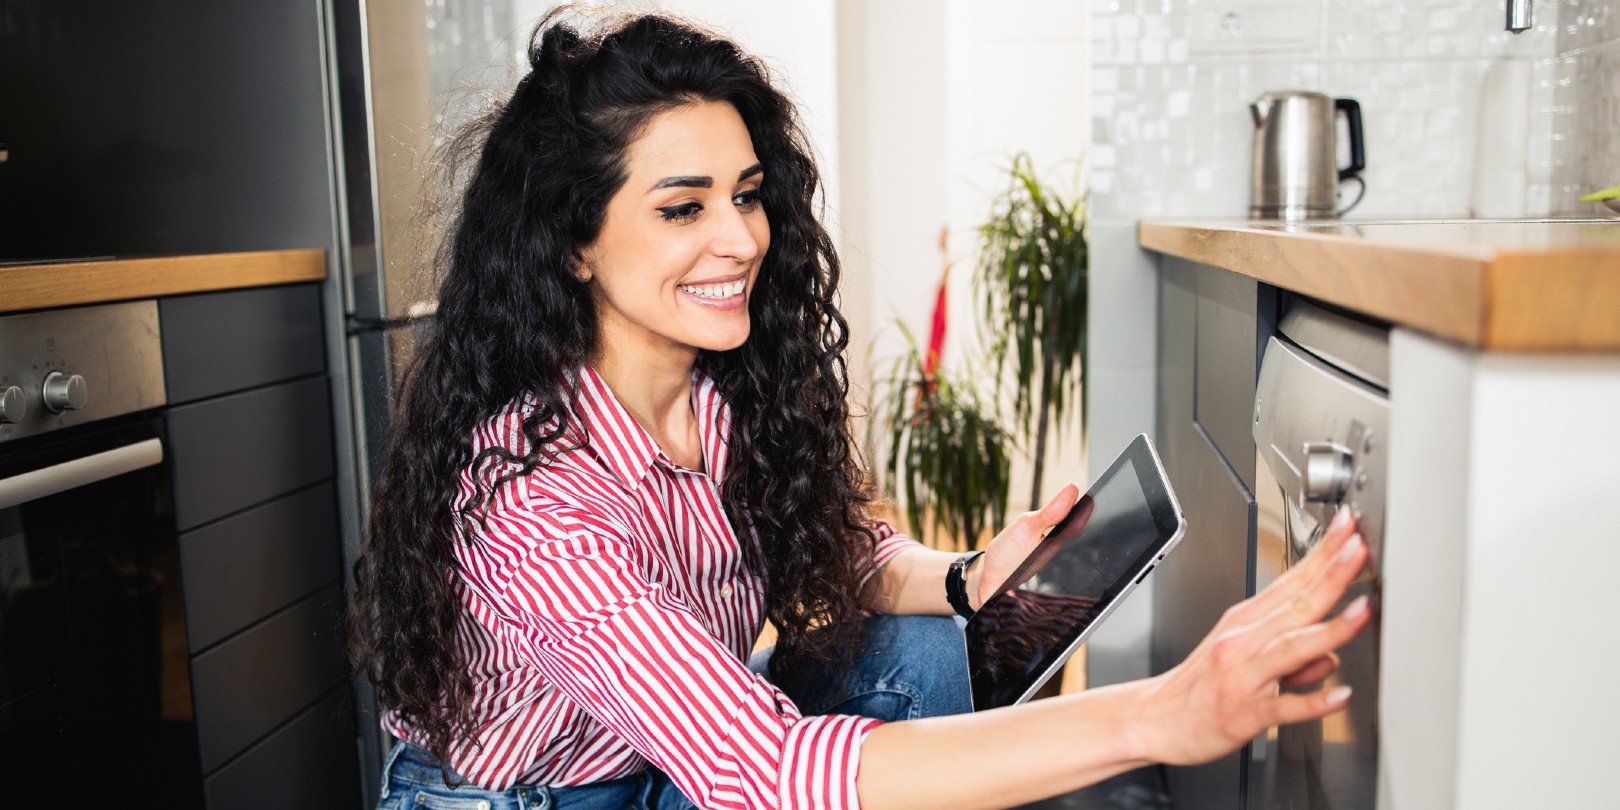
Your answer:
[855,680,1153,810]
[861,546,985,615]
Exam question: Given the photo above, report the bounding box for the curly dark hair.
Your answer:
[348,9,879,768]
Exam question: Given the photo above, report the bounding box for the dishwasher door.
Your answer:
[1250,302,1388,810]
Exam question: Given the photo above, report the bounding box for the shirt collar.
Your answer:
[575,364,731,490]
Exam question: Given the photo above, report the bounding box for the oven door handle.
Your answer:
[0,438,164,510]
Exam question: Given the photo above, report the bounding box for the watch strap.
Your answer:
[947,550,985,619]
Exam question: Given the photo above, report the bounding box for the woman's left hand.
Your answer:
[970,483,1082,610]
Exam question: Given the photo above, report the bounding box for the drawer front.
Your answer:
[191,585,347,772]
[1187,257,1261,490]
[181,483,340,652]
[204,688,360,810]
[167,376,333,530]
[160,283,326,405]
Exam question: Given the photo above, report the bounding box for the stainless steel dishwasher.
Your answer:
[1250,300,1389,810]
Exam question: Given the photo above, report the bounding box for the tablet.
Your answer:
[966,433,1187,711]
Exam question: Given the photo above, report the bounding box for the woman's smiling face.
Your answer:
[579,100,770,367]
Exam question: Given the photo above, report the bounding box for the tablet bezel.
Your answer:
[965,433,1188,710]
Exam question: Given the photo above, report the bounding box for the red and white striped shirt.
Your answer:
[384,365,919,809]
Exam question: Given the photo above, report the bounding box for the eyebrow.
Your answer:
[649,163,764,191]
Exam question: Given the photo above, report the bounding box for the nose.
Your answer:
[710,204,764,263]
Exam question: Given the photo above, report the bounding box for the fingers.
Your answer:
[1248,528,1367,645]
[1280,653,1340,689]
[1266,684,1354,728]
[1223,507,1359,628]
[1036,483,1081,526]
[1255,593,1371,684]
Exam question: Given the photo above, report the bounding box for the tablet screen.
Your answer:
[966,435,1185,710]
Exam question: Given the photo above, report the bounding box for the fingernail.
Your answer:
[1337,533,1364,565]
[1343,595,1369,621]
[1330,505,1352,532]
[1326,685,1353,705]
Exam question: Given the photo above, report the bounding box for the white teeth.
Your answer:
[678,280,745,299]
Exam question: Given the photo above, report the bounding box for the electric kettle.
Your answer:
[1250,90,1365,220]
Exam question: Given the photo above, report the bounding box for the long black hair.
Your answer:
[349,9,879,766]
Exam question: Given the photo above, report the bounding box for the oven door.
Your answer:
[1250,326,1387,810]
[0,415,202,807]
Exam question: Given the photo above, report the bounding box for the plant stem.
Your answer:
[1030,363,1052,511]
[1029,283,1061,510]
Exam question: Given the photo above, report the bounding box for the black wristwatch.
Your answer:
[946,550,985,619]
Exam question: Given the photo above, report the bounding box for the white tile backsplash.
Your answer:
[1552,1,1620,213]
[1561,0,1620,53]
[1091,0,1583,219]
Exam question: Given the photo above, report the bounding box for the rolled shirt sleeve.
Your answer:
[853,517,925,593]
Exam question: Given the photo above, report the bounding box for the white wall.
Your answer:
[837,0,1092,519]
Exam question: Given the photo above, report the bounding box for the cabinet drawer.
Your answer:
[191,586,348,772]
[181,484,340,652]
[167,375,333,530]
[160,283,326,405]
[203,688,360,810]
[1169,256,1267,491]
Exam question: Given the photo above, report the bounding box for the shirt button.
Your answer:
[720,583,734,598]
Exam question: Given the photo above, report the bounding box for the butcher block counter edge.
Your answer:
[1138,220,1620,352]
[1,249,327,314]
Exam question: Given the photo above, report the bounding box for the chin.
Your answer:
[696,321,751,353]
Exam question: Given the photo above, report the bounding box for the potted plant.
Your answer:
[869,321,1012,552]
[974,152,1089,510]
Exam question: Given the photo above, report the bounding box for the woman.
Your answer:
[350,10,1370,810]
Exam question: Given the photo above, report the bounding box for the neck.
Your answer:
[591,336,699,457]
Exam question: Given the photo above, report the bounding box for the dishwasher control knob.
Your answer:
[1302,441,1353,504]
[0,385,25,423]
[42,372,87,413]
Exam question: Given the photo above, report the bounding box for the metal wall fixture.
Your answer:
[1507,0,1533,33]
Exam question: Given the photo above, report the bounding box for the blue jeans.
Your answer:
[376,614,971,810]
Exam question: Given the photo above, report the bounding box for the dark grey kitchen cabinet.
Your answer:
[1153,257,1277,810]
[161,283,361,810]
[159,283,327,406]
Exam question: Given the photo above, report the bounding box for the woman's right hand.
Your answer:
[1129,506,1372,767]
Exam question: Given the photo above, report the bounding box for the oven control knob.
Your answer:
[0,385,25,423]
[42,372,87,414]
[1302,441,1353,504]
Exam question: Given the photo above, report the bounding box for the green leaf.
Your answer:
[972,152,1090,510]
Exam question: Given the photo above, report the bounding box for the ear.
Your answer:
[570,250,592,283]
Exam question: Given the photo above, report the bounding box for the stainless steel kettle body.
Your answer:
[1250,90,1366,220]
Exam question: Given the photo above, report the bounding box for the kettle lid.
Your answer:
[1252,89,1332,125]
[1254,89,1332,104]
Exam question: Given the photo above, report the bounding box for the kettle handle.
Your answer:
[1336,98,1365,181]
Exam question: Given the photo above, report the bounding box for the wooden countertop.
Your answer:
[1138,219,1620,351]
[0,249,327,314]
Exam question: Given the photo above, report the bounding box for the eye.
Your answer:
[733,188,763,213]
[657,202,703,223]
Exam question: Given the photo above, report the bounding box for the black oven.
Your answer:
[0,301,200,806]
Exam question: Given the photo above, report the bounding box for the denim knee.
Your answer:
[770,613,972,721]
[856,614,972,717]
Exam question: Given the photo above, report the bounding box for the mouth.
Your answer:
[676,276,747,302]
